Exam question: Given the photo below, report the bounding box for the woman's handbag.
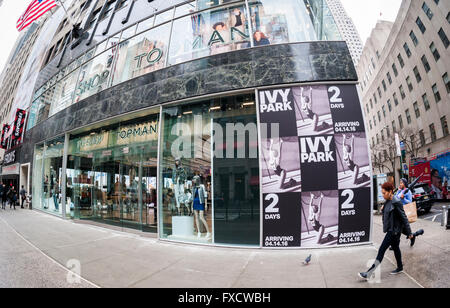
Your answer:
[404,202,418,223]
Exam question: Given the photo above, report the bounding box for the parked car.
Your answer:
[412,183,434,214]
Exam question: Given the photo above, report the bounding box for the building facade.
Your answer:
[325,0,363,65]
[13,0,372,248]
[0,1,89,198]
[0,23,43,191]
[357,0,450,183]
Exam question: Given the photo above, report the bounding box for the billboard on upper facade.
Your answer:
[258,84,372,248]
[1,124,11,149]
[11,109,27,147]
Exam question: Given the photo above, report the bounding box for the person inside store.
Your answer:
[20,185,27,209]
[253,30,270,46]
[359,182,413,280]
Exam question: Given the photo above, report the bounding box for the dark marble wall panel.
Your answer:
[23,41,356,164]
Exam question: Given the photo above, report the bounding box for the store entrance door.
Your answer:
[67,110,160,233]
[88,157,158,233]
[116,153,158,232]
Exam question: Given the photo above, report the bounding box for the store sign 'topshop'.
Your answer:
[76,70,110,97]
[134,48,163,69]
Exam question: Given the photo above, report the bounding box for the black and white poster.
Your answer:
[328,85,365,133]
[263,192,302,248]
[293,86,334,136]
[338,188,371,245]
[260,136,301,194]
[300,190,339,247]
[259,88,298,138]
[258,84,371,248]
[299,135,338,192]
[334,132,371,189]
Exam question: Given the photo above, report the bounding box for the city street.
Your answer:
[0,208,448,288]
[419,203,449,224]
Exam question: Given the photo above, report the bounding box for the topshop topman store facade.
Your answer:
[23,0,373,248]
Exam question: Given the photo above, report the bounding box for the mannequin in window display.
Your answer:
[53,178,60,211]
[43,175,49,209]
[165,188,176,215]
[50,170,56,209]
[93,181,104,215]
[192,175,211,239]
[172,158,187,216]
[128,167,139,218]
[183,181,193,216]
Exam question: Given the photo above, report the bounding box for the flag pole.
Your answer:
[56,0,76,27]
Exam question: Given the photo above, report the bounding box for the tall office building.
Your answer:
[325,0,364,65]
[357,0,450,182]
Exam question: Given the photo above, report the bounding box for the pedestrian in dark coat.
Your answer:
[2,184,9,210]
[9,186,18,210]
[359,182,413,280]
[0,183,3,210]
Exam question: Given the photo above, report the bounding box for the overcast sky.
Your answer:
[0,0,403,74]
[341,0,402,44]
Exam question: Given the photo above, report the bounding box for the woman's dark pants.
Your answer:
[376,231,403,269]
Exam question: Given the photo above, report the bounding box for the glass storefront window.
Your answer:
[27,98,42,130]
[33,137,65,216]
[174,1,196,18]
[112,22,170,86]
[304,0,341,41]
[35,0,343,125]
[168,2,250,65]
[95,40,108,55]
[67,110,160,231]
[107,32,121,49]
[197,0,243,10]
[248,0,318,46]
[154,8,174,26]
[136,16,155,34]
[120,25,137,41]
[75,49,116,102]
[160,102,213,243]
[160,93,260,246]
[32,143,44,211]
[49,68,80,117]
[211,94,260,246]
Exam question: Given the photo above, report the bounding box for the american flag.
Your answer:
[17,0,58,32]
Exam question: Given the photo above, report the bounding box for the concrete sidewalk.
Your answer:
[0,209,447,288]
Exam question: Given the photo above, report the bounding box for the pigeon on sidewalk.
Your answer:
[303,254,312,265]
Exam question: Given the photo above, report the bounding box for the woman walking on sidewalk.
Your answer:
[359,182,413,280]
[394,178,424,247]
